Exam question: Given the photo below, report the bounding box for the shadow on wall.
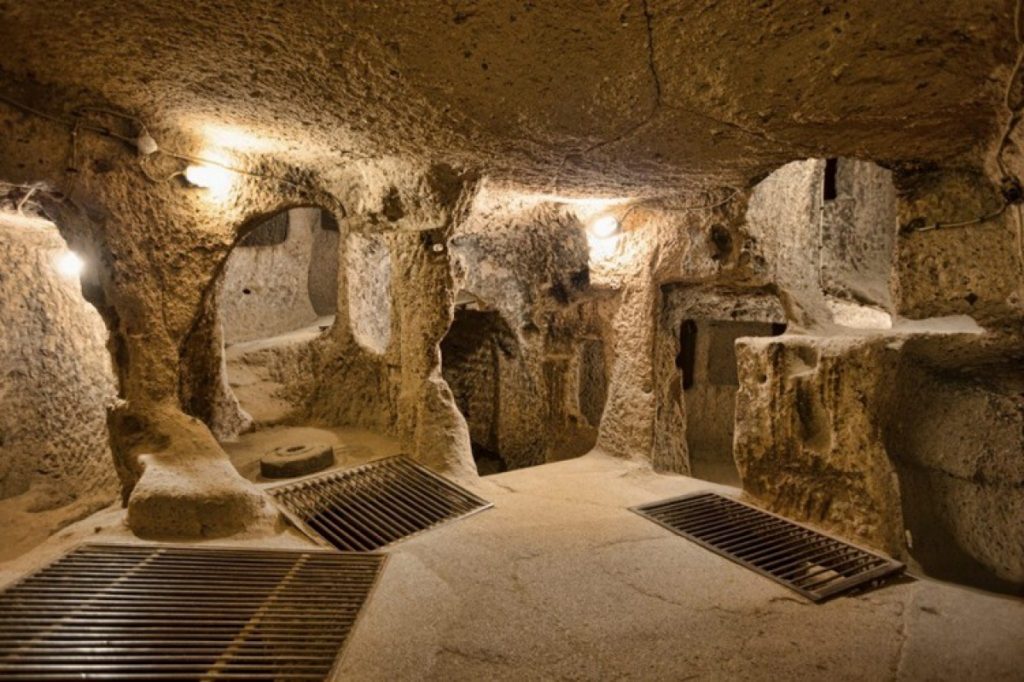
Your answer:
[578,337,608,433]
[886,360,1024,596]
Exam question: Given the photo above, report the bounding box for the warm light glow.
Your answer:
[55,251,84,278]
[184,163,234,195]
[827,298,893,330]
[588,214,620,239]
[199,123,286,153]
[587,232,621,261]
[586,215,623,261]
[468,182,633,215]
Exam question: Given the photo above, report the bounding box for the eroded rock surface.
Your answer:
[0,211,117,508]
[0,1,1019,599]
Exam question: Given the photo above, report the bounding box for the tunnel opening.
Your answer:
[0,194,119,558]
[577,337,608,432]
[201,207,402,484]
[221,208,338,345]
[219,207,339,426]
[679,317,786,486]
[440,303,518,476]
[818,157,898,328]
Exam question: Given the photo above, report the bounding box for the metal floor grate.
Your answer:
[0,543,384,681]
[632,492,904,602]
[267,455,492,552]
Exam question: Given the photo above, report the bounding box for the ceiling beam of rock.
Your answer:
[0,1,1015,195]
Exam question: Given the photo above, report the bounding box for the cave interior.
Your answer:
[0,1,1022,679]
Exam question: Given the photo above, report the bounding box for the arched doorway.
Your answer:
[440,303,519,475]
[679,317,786,485]
[219,207,339,425]
[220,207,338,346]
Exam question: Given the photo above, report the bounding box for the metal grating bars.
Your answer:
[0,543,385,681]
[267,455,492,552]
[632,491,904,602]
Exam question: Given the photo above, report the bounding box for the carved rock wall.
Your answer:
[0,212,117,507]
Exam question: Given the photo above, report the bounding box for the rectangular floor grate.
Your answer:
[267,455,492,552]
[0,543,385,681]
[632,491,904,602]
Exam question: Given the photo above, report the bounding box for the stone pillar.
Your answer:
[391,230,475,477]
[596,280,659,461]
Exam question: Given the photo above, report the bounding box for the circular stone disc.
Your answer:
[260,444,335,479]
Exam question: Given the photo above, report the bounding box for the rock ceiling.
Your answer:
[0,1,1016,195]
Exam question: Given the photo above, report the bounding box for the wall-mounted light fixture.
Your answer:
[587,214,620,240]
[55,250,84,278]
[585,213,623,262]
[184,163,233,193]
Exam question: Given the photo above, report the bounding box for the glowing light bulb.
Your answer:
[55,251,84,278]
[588,214,620,239]
[184,164,233,195]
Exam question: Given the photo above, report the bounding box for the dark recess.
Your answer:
[823,158,839,201]
[678,318,698,390]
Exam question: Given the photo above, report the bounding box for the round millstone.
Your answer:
[260,444,335,479]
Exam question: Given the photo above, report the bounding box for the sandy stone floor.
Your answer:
[1,452,1021,681]
[221,424,401,482]
[337,453,1024,680]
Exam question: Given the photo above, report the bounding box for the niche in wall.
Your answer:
[346,231,391,355]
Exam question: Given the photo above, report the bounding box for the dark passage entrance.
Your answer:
[440,306,517,475]
[679,318,784,486]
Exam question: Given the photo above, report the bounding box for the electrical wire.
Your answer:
[656,188,741,213]
[3,16,1023,239]
[0,93,138,147]
[72,105,145,129]
[0,91,304,191]
[911,202,1009,233]
[14,183,42,215]
[996,0,1024,179]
